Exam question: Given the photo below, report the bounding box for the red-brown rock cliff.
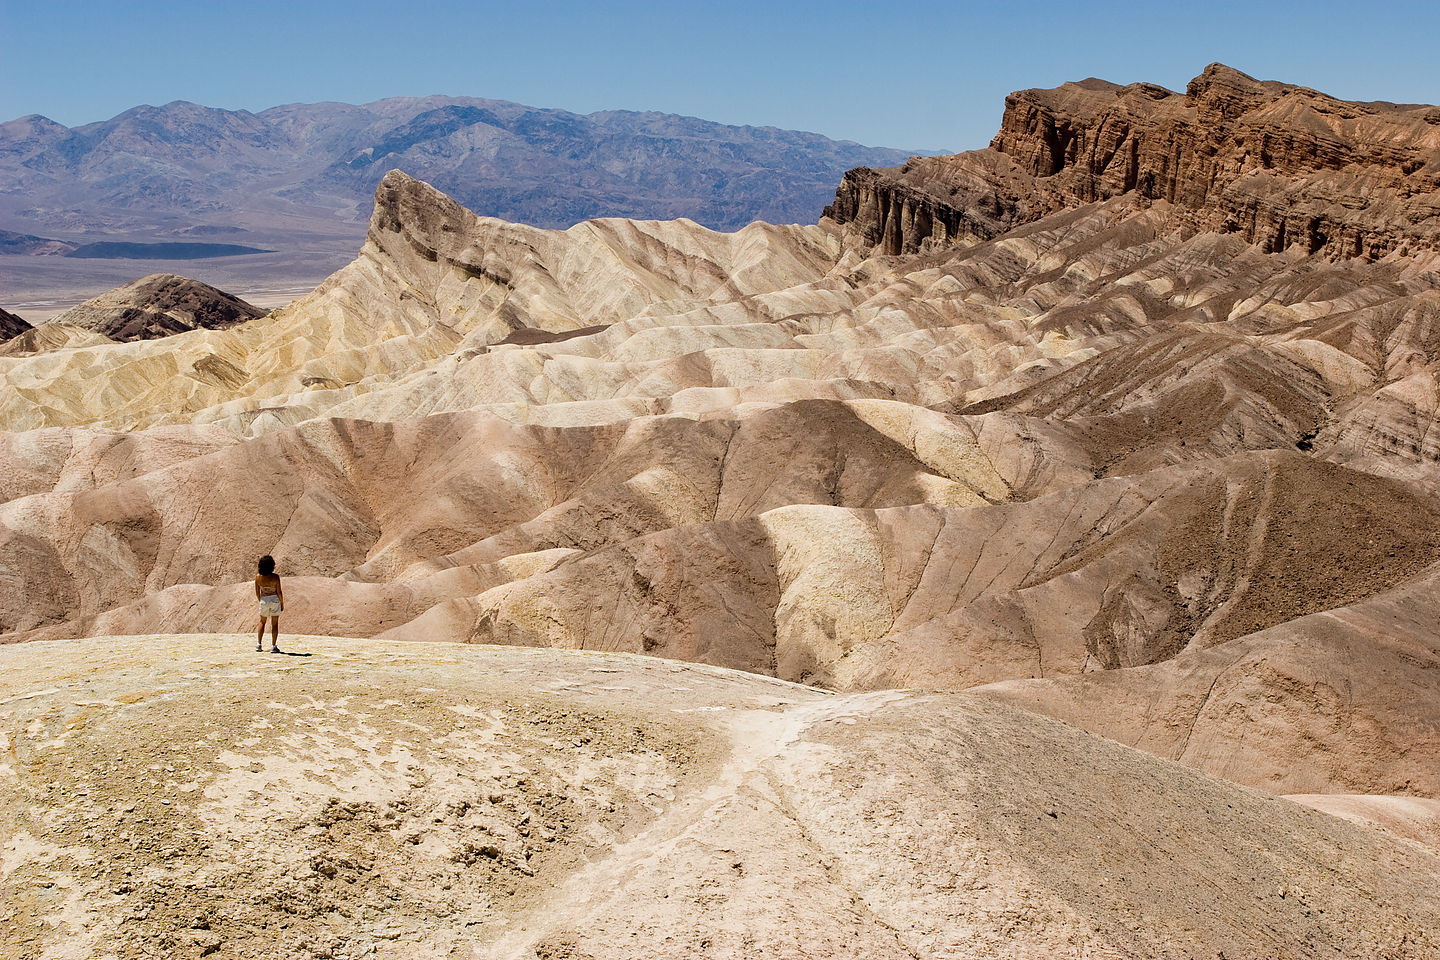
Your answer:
[827,64,1440,259]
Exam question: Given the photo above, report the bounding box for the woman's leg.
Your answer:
[270,617,280,651]
[257,617,265,651]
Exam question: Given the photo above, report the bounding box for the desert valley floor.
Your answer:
[3,64,1440,958]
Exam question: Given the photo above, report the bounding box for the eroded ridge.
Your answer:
[3,67,1440,831]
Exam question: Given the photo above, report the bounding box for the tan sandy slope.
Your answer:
[973,569,1440,797]
[3,67,1440,821]
[3,636,1438,960]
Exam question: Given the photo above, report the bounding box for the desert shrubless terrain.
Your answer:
[3,637,1438,959]
[3,64,1440,957]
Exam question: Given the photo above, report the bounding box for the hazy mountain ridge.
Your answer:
[0,96,920,241]
[0,226,74,255]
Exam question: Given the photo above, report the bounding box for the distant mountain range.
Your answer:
[0,97,922,246]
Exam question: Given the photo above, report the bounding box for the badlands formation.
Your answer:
[0,275,265,359]
[4,64,1440,956]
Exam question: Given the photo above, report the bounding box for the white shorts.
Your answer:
[259,597,282,618]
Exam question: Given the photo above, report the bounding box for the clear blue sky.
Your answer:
[3,0,1437,152]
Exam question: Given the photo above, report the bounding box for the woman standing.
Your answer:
[255,555,284,652]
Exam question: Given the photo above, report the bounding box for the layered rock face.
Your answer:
[48,272,265,342]
[827,64,1440,257]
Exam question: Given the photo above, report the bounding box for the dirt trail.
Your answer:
[4,636,1438,959]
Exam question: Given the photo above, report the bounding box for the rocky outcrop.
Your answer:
[822,149,1046,255]
[0,171,846,432]
[51,273,264,341]
[828,64,1440,259]
[0,306,30,341]
[823,167,974,255]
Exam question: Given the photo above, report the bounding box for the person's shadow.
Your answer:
[270,650,313,657]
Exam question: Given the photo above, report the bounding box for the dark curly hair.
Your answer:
[258,555,276,575]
